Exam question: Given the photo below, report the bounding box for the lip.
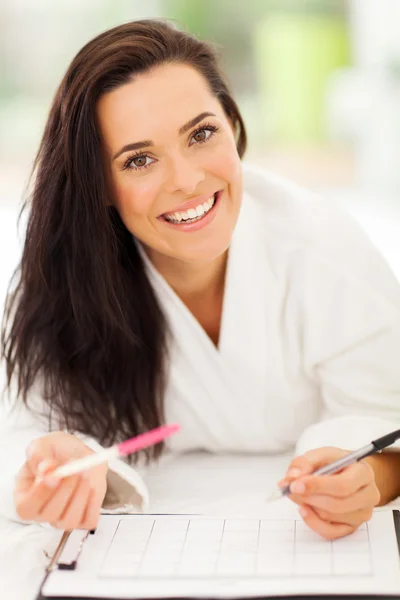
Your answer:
[159,190,222,232]
[159,192,218,218]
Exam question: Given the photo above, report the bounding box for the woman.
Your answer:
[2,19,400,540]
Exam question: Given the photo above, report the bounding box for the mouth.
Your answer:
[160,191,221,225]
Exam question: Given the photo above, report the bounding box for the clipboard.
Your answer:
[36,511,400,600]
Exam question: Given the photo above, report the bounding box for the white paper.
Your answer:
[41,509,400,598]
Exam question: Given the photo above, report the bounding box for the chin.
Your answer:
[175,235,232,264]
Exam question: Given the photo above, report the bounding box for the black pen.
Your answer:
[267,428,400,502]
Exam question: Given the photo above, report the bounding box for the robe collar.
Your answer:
[135,192,271,450]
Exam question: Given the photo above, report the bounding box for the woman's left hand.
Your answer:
[279,447,381,540]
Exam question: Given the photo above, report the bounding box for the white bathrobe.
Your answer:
[1,163,400,523]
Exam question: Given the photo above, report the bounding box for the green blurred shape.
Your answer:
[162,0,210,37]
[254,12,350,141]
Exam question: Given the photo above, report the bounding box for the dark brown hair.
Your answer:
[1,19,247,459]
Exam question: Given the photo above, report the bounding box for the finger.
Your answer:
[301,447,349,470]
[289,483,380,514]
[290,461,375,497]
[26,441,57,472]
[56,478,92,531]
[26,433,90,472]
[38,475,81,522]
[281,447,350,488]
[17,454,59,488]
[34,459,62,485]
[298,504,357,540]
[285,458,315,481]
[14,475,62,521]
[80,488,101,530]
[310,505,374,529]
[15,456,70,520]
[289,491,376,527]
[15,464,35,494]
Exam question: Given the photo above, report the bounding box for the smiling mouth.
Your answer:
[161,192,219,224]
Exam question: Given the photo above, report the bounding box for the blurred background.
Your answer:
[1,0,400,307]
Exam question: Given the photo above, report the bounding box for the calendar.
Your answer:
[100,516,372,579]
[41,511,400,599]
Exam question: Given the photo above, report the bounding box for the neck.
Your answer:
[145,248,228,301]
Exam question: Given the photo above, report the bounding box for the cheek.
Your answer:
[209,143,242,184]
[113,177,158,218]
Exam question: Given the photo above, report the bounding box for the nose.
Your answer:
[163,153,205,196]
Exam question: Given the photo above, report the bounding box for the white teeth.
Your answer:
[164,193,217,224]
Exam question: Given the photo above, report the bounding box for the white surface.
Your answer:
[41,511,400,599]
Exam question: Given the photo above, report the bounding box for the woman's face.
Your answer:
[97,63,243,265]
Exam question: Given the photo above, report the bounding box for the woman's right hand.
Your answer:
[14,431,108,531]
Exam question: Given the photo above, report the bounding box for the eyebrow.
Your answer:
[112,111,216,160]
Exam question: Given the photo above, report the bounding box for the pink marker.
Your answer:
[53,424,180,479]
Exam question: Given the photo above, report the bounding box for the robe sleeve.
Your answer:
[295,204,400,456]
[0,382,148,524]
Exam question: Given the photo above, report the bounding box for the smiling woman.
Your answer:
[2,19,400,540]
[98,63,242,263]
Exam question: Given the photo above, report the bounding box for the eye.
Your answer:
[189,124,218,147]
[122,153,155,171]
[193,129,209,143]
[131,155,148,168]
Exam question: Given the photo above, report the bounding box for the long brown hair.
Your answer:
[1,20,247,459]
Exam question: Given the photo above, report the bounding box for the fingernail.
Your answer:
[287,468,302,478]
[299,506,308,518]
[278,479,289,488]
[290,481,306,494]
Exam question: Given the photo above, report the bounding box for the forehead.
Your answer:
[97,63,223,147]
